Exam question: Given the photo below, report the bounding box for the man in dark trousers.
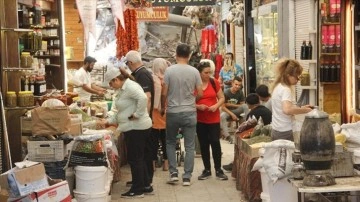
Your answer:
[122,50,155,194]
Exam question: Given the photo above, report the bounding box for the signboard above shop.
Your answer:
[152,0,216,6]
[136,7,169,22]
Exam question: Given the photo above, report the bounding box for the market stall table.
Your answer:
[290,176,360,202]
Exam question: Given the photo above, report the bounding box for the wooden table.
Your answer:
[290,176,360,202]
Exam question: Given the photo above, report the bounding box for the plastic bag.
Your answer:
[341,122,360,144]
[262,140,295,183]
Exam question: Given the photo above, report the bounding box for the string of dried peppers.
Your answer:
[116,9,139,58]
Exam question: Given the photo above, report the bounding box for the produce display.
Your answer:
[73,139,104,153]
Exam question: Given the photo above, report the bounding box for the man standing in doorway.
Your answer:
[161,43,203,186]
[73,56,106,102]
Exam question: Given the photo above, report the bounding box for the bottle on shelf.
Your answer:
[329,60,337,82]
[301,41,307,59]
[328,25,336,53]
[335,24,341,53]
[322,26,328,53]
[329,0,337,23]
[323,60,330,82]
[335,56,341,82]
[335,0,341,23]
[321,3,327,23]
[320,61,325,82]
[305,41,312,59]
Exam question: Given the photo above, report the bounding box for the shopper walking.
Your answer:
[102,68,152,198]
[195,61,228,181]
[271,58,313,141]
[151,58,170,171]
[161,43,203,186]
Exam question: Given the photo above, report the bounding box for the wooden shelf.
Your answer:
[45,64,61,68]
[299,59,317,64]
[34,55,60,58]
[0,28,33,32]
[2,67,34,71]
[323,22,340,25]
[4,106,37,110]
[321,82,340,85]
[321,53,341,56]
[47,45,60,49]
[42,36,59,40]
[299,86,317,90]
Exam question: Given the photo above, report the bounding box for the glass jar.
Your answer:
[301,71,310,86]
[6,91,17,107]
[20,52,33,68]
[26,91,34,107]
[18,91,27,107]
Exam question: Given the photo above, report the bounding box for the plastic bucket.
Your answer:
[74,190,108,202]
[75,166,108,193]
[105,168,113,192]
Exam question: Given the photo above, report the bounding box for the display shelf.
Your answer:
[299,59,317,64]
[33,55,60,58]
[0,28,33,32]
[45,64,61,68]
[321,82,340,85]
[42,36,59,40]
[297,29,317,34]
[321,53,341,56]
[323,22,341,25]
[47,45,60,49]
[2,67,34,71]
[4,106,37,110]
[31,25,60,29]
[299,86,317,90]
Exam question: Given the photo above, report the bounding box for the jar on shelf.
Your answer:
[20,52,33,68]
[18,91,27,107]
[26,91,34,107]
[301,71,310,86]
[6,91,17,107]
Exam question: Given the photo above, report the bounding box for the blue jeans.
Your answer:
[166,111,197,179]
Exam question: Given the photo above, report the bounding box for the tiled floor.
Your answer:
[110,137,248,202]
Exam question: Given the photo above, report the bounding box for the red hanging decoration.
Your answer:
[201,29,209,53]
[208,29,215,53]
[214,54,223,79]
[116,9,139,58]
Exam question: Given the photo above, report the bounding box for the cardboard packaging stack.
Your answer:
[0,161,71,202]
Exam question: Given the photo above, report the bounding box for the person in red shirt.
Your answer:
[195,61,228,180]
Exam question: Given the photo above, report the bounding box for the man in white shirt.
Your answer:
[73,56,106,102]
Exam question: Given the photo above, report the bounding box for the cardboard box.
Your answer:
[27,140,65,162]
[9,180,71,202]
[0,162,49,198]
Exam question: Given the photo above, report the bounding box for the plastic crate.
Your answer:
[27,140,65,162]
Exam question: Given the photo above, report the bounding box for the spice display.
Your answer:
[18,91,27,107]
[6,91,17,107]
[74,139,104,153]
[116,9,139,58]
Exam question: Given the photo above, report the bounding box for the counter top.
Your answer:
[290,175,360,193]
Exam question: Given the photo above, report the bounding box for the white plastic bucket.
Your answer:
[74,190,108,202]
[75,166,108,193]
[260,192,271,202]
[353,149,360,164]
[105,168,113,192]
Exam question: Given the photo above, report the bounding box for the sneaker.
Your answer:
[225,136,234,144]
[167,172,179,184]
[144,186,154,195]
[121,191,144,198]
[198,170,211,180]
[223,163,233,172]
[182,178,191,186]
[216,170,228,180]
[126,181,132,187]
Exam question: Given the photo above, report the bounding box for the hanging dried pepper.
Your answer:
[116,9,139,58]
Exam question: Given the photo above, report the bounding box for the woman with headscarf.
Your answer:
[151,58,170,171]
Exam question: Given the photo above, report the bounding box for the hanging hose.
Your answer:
[0,92,12,169]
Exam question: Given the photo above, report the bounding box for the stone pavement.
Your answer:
[110,137,248,202]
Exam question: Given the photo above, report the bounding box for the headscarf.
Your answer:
[152,58,170,109]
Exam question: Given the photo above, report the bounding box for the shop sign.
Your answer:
[136,7,169,22]
[152,0,216,6]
